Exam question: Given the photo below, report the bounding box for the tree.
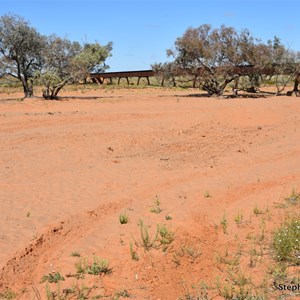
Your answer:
[36,36,112,99]
[293,52,300,92]
[167,25,256,96]
[243,36,298,94]
[72,42,113,83]
[0,14,45,97]
[271,40,300,95]
[35,35,81,99]
[151,62,181,86]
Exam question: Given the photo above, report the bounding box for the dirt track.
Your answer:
[1,88,300,299]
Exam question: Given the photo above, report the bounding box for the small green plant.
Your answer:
[203,190,211,198]
[179,280,209,300]
[150,195,162,214]
[182,245,202,260]
[40,272,65,283]
[165,214,172,220]
[172,253,181,266]
[140,222,158,250]
[234,211,243,225]
[220,213,228,234]
[217,248,241,266]
[74,256,111,277]
[71,251,81,257]
[86,256,110,275]
[216,270,262,300]
[270,262,287,282]
[216,277,235,299]
[75,257,87,276]
[114,289,130,298]
[44,281,99,300]
[285,189,300,206]
[253,205,263,216]
[119,211,130,224]
[133,220,158,251]
[45,285,53,300]
[249,253,258,268]
[278,189,300,208]
[0,289,16,300]
[273,217,300,263]
[248,242,264,268]
[157,224,175,248]
[129,242,139,261]
[71,282,99,299]
[258,217,266,241]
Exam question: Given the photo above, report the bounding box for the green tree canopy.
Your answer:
[0,14,113,99]
[36,36,112,99]
[0,14,45,97]
[73,41,113,83]
[167,24,257,96]
[166,24,299,96]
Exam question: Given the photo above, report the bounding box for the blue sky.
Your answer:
[1,0,299,71]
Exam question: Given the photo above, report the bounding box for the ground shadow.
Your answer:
[58,95,122,101]
[172,92,274,99]
[0,95,122,102]
[0,97,25,102]
[225,93,269,99]
[175,93,211,98]
[159,92,210,98]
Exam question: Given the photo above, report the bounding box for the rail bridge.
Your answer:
[90,70,155,85]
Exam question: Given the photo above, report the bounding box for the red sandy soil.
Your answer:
[0,87,300,299]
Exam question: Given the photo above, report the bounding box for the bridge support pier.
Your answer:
[137,76,150,85]
[117,77,130,85]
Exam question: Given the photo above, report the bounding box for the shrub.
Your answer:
[75,256,111,276]
[285,189,300,206]
[273,218,300,263]
[86,256,110,275]
[0,289,16,300]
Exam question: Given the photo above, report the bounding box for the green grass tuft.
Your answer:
[119,211,130,224]
[40,272,65,283]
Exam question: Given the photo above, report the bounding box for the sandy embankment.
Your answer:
[0,88,300,299]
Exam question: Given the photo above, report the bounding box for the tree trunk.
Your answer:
[21,78,34,98]
[172,77,176,87]
[193,76,198,88]
[275,73,294,95]
[202,79,225,97]
[202,76,238,97]
[42,87,59,100]
[232,77,239,97]
[293,73,300,92]
[42,78,70,100]
[42,87,54,100]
